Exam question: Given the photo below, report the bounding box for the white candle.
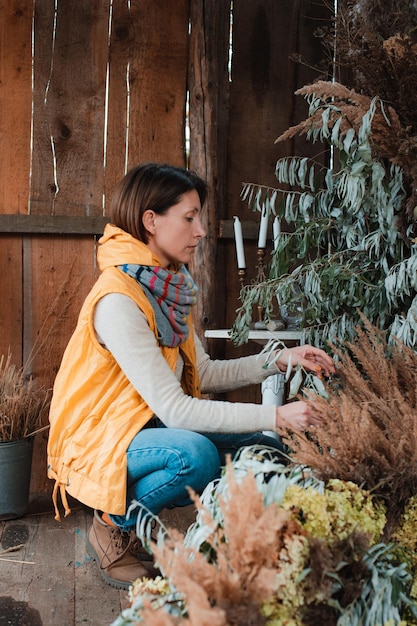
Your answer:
[233,216,246,269]
[258,206,269,248]
[273,217,281,251]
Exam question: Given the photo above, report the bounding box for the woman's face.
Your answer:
[143,189,206,267]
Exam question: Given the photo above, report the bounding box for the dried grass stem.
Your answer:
[0,353,50,442]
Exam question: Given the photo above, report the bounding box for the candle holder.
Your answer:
[254,248,267,285]
[235,248,284,331]
[235,250,266,290]
[237,268,247,291]
[253,248,267,322]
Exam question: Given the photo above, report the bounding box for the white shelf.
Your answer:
[204,329,303,342]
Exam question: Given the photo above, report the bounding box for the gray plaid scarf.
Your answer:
[118,263,198,347]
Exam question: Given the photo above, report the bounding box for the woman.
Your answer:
[47,163,334,590]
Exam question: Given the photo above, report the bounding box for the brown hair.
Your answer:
[110,163,208,242]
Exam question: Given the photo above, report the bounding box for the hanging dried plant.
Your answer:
[232,2,417,351]
[323,0,417,224]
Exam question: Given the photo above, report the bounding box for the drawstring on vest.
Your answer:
[49,469,71,521]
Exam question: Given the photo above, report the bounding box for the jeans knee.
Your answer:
[183,434,221,492]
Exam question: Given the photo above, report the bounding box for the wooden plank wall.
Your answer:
[188,0,230,358]
[0,0,329,495]
[0,1,32,366]
[0,0,191,493]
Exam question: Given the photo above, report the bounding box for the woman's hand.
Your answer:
[276,345,335,378]
[275,400,320,432]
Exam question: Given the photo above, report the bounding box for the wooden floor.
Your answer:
[0,495,196,626]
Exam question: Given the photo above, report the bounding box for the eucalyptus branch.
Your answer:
[234,92,417,348]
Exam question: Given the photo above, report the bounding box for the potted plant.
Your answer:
[0,352,50,520]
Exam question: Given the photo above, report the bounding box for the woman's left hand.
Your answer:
[276,345,335,378]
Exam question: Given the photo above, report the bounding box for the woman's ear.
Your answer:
[142,210,156,235]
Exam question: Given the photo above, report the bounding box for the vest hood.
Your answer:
[98,224,160,270]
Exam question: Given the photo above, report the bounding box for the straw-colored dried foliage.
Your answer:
[334,0,417,225]
[289,317,417,534]
[138,470,300,626]
[286,0,417,227]
[0,353,50,441]
[330,0,417,138]
[277,80,404,165]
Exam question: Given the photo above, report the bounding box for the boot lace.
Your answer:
[110,527,132,556]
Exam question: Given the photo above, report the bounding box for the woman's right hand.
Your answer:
[275,345,335,378]
[275,400,319,432]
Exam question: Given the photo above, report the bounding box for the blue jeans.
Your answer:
[109,421,286,531]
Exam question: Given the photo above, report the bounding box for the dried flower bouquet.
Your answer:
[113,449,417,626]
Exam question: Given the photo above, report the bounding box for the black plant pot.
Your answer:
[0,436,34,520]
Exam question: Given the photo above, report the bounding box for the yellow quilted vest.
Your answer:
[47,226,200,519]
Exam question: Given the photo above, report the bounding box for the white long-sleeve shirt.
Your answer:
[94,293,282,433]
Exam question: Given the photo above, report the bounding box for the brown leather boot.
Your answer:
[86,510,158,590]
